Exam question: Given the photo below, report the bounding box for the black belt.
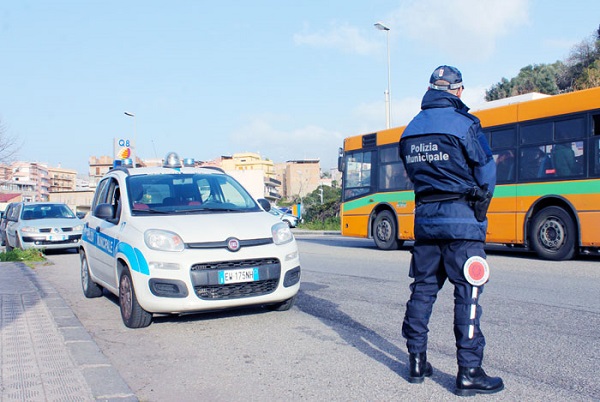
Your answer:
[416,192,469,204]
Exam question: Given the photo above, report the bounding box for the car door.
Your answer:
[85,177,122,288]
[4,203,22,249]
[0,203,14,246]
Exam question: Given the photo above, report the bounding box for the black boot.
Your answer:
[455,366,504,396]
[408,352,433,383]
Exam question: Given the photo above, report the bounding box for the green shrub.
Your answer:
[298,216,340,231]
[0,248,46,263]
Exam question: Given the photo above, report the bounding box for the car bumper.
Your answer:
[20,234,81,250]
[121,242,301,314]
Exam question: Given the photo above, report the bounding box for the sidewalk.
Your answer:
[0,262,137,401]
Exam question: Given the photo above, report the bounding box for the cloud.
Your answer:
[293,22,381,55]
[390,0,530,60]
[229,115,343,170]
[352,94,422,131]
[542,38,578,54]
[462,85,489,110]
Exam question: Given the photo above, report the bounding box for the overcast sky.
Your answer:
[1,0,598,174]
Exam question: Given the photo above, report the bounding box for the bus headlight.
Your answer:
[144,229,184,252]
[272,222,293,245]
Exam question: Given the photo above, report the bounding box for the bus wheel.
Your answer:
[373,210,400,250]
[529,206,576,261]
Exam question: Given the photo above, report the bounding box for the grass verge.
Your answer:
[0,248,48,268]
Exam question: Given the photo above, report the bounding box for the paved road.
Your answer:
[34,237,600,401]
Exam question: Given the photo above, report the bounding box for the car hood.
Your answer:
[131,211,282,243]
[19,218,83,229]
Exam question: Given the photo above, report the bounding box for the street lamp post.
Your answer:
[374,22,391,129]
[124,111,137,166]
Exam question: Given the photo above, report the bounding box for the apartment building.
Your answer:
[48,165,77,192]
[2,162,50,201]
[219,153,281,203]
[276,159,321,201]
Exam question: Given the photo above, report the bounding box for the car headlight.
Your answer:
[144,229,184,252]
[272,222,293,245]
[72,224,84,231]
[20,226,38,233]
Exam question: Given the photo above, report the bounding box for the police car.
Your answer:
[80,152,301,328]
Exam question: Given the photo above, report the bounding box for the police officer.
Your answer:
[398,65,504,396]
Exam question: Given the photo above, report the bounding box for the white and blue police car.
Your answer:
[80,152,301,328]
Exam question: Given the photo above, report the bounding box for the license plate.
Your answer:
[48,234,67,241]
[218,268,259,285]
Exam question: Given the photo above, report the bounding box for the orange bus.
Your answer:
[338,86,600,260]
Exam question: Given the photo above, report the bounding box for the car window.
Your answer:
[22,204,76,220]
[92,178,111,211]
[7,204,21,221]
[126,173,260,214]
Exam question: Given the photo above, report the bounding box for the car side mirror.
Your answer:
[94,203,114,221]
[257,198,271,212]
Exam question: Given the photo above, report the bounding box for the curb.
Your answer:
[7,263,138,401]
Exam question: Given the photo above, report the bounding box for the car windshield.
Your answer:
[22,204,76,220]
[126,173,261,214]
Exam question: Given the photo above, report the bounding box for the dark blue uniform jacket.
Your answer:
[399,90,496,241]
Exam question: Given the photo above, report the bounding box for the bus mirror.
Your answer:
[337,148,345,172]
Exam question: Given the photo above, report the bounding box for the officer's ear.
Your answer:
[456,86,464,98]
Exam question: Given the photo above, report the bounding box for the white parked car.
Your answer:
[3,202,83,251]
[80,153,301,328]
[268,207,299,228]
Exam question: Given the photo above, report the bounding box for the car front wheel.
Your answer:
[119,268,152,328]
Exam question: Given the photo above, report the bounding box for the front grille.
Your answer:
[191,258,279,271]
[38,227,75,233]
[190,258,281,300]
[195,279,278,300]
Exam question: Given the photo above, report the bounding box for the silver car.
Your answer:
[4,202,83,251]
[268,207,299,228]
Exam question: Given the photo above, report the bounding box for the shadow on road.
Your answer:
[294,281,457,392]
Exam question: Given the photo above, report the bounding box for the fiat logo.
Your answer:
[226,237,240,252]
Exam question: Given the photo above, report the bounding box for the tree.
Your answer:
[574,60,600,90]
[301,185,341,224]
[485,77,513,101]
[485,64,560,101]
[486,24,600,100]
[0,119,21,164]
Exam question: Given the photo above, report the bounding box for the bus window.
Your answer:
[494,150,515,182]
[344,151,373,200]
[593,114,600,176]
[490,127,517,148]
[520,121,553,145]
[378,146,412,191]
[519,146,553,180]
[594,138,600,176]
[555,117,586,140]
[551,141,583,177]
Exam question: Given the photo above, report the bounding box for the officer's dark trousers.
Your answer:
[402,239,486,368]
